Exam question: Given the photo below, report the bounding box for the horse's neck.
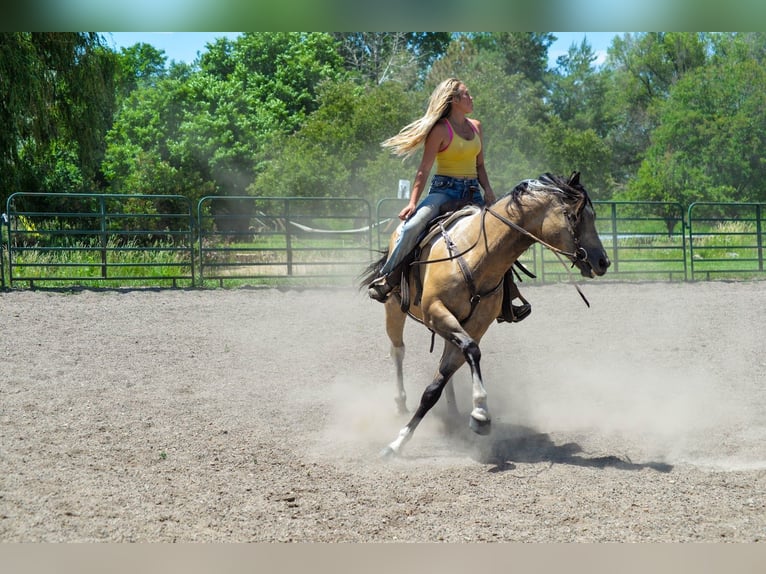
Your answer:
[482,195,546,262]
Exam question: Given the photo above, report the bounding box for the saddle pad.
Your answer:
[417,205,481,249]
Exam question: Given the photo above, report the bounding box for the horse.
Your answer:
[359,172,610,458]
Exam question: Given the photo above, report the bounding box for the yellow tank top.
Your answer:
[435,119,481,178]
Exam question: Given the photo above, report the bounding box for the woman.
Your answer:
[367,78,497,301]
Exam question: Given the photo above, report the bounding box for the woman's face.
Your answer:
[453,84,474,113]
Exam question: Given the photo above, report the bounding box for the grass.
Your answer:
[2,221,764,288]
[4,236,194,288]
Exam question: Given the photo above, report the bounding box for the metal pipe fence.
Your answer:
[197,196,372,287]
[688,202,766,280]
[2,193,765,288]
[4,193,195,288]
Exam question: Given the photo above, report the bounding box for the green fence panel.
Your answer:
[688,202,765,280]
[539,201,687,282]
[197,196,373,286]
[5,193,195,288]
[3,194,766,290]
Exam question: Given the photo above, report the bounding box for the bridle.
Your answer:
[484,189,594,307]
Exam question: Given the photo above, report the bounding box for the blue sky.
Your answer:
[102,32,623,68]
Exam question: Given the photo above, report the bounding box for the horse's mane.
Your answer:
[506,172,592,215]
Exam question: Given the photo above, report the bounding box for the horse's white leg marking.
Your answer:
[452,333,491,435]
[443,377,458,417]
[470,369,489,423]
[382,423,416,458]
[391,344,407,413]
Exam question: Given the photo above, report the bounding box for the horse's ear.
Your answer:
[569,171,581,186]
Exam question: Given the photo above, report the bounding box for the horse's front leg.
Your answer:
[429,305,491,436]
[452,333,491,435]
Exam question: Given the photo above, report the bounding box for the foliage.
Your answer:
[621,57,766,206]
[4,30,766,221]
[0,32,116,208]
[251,79,419,201]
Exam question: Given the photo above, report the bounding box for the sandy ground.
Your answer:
[0,280,765,542]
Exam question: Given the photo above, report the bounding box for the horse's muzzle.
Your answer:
[575,248,610,278]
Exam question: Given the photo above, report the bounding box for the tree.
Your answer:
[468,32,554,84]
[331,32,450,86]
[113,42,168,100]
[103,30,349,235]
[622,56,766,208]
[251,79,419,201]
[0,33,116,206]
[544,37,614,197]
[599,33,711,188]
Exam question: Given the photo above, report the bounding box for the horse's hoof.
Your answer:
[379,446,397,460]
[469,416,492,436]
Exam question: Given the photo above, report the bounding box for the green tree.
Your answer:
[113,42,168,100]
[603,32,710,185]
[251,79,419,201]
[469,32,554,84]
[104,31,348,235]
[545,37,613,196]
[331,32,450,86]
[0,32,116,206]
[622,57,766,208]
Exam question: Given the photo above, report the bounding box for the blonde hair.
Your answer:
[381,78,464,159]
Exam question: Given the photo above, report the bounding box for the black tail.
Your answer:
[358,249,388,291]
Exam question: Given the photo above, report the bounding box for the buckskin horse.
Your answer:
[360,172,610,458]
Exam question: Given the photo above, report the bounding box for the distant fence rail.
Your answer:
[2,193,765,289]
[4,192,195,288]
[688,202,765,280]
[197,196,372,286]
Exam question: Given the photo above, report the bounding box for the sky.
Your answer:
[102,32,623,69]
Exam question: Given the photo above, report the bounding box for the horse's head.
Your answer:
[529,172,610,278]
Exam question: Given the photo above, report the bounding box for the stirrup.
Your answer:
[368,279,393,302]
[497,302,532,323]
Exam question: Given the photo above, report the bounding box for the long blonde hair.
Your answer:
[381,78,464,159]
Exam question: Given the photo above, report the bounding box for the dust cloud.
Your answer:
[314,281,766,471]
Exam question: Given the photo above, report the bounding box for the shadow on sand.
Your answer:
[449,420,673,474]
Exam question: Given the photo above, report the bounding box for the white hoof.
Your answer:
[469,409,492,435]
[379,446,397,460]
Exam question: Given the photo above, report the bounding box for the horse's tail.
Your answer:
[358,250,388,291]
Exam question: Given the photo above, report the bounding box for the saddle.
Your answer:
[392,205,533,323]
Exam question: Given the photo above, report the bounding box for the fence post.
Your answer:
[284,198,293,276]
[99,196,108,278]
[610,203,619,273]
[757,204,763,273]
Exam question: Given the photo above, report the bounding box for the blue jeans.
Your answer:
[379,175,485,276]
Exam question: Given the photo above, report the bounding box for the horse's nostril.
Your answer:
[601,257,610,269]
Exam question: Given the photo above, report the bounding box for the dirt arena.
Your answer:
[1,280,765,542]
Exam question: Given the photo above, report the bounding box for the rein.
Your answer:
[486,205,591,308]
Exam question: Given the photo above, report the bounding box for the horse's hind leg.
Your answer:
[385,298,408,414]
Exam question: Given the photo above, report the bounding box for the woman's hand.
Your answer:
[398,203,417,220]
